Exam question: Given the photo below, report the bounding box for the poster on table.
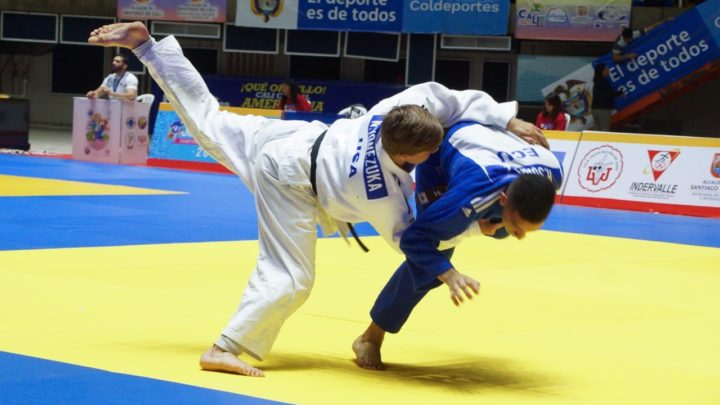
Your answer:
[235,0,509,34]
[72,98,122,164]
[117,0,227,22]
[562,131,720,216]
[118,100,151,165]
[515,0,631,42]
[72,98,150,165]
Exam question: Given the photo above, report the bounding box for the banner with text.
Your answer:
[235,0,509,34]
[152,76,404,114]
[594,0,720,111]
[118,0,227,22]
[515,0,631,42]
[402,0,508,35]
[562,131,720,217]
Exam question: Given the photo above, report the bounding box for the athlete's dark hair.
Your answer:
[506,174,557,223]
[380,105,443,156]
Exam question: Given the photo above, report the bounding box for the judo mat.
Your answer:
[1,153,719,405]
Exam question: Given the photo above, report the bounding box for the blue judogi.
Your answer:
[371,122,564,333]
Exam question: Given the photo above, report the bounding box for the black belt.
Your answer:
[309,130,326,196]
[310,130,369,253]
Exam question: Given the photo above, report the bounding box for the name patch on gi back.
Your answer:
[349,115,388,200]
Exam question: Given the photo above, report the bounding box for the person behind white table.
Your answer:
[86,54,138,101]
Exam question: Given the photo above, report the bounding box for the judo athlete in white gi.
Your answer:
[88,22,549,377]
[353,122,564,370]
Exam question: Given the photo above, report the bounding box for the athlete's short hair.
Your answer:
[506,174,557,223]
[380,105,443,156]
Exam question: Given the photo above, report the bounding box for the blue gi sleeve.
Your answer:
[400,174,508,289]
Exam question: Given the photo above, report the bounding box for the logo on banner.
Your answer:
[629,149,681,199]
[517,5,544,27]
[712,153,720,178]
[597,5,627,23]
[251,0,283,22]
[167,119,196,145]
[645,149,680,181]
[126,133,136,150]
[577,145,623,192]
[546,8,569,24]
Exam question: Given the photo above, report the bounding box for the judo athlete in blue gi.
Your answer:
[353,121,564,370]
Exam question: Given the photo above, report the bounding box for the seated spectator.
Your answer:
[535,93,567,131]
[279,79,312,112]
[86,54,138,100]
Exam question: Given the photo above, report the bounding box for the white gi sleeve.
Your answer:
[367,81,517,129]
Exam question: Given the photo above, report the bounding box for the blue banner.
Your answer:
[153,76,404,114]
[402,0,508,35]
[594,0,720,110]
[235,0,510,34]
[297,0,403,32]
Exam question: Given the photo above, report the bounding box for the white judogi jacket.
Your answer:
[133,35,517,360]
[314,83,517,252]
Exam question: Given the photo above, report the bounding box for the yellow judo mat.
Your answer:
[0,174,184,196]
[2,233,719,404]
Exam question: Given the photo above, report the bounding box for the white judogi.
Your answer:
[133,36,517,360]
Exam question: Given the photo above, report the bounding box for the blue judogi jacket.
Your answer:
[401,121,564,290]
[370,122,564,333]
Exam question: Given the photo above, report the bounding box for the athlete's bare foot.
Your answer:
[353,336,385,370]
[352,321,387,370]
[88,21,150,49]
[199,345,265,377]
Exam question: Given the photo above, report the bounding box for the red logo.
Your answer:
[577,145,623,192]
[647,150,679,181]
[712,153,720,178]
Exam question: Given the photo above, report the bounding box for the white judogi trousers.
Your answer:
[135,37,327,359]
